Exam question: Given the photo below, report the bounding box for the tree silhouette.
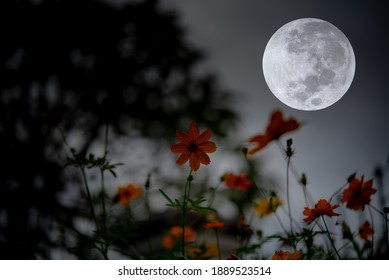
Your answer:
[0,0,236,259]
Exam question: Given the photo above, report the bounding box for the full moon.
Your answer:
[262,18,355,111]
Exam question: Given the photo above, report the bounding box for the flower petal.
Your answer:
[195,150,211,165]
[188,122,200,142]
[176,130,190,145]
[171,143,188,153]
[267,110,283,132]
[197,128,212,144]
[176,151,190,165]
[189,153,200,171]
[246,135,270,155]
[280,119,300,134]
[363,179,373,189]
[267,110,299,139]
[197,141,217,153]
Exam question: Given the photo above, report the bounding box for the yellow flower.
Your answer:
[187,243,218,259]
[254,196,282,217]
[203,243,218,259]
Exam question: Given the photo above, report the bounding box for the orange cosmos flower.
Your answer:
[202,243,218,259]
[203,221,225,230]
[272,250,302,260]
[358,221,374,241]
[224,172,253,191]
[303,199,340,225]
[254,196,282,217]
[247,110,300,155]
[162,226,196,250]
[187,243,218,259]
[171,122,217,171]
[115,183,142,206]
[341,176,376,211]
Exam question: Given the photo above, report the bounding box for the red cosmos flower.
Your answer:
[171,122,217,171]
[247,110,300,155]
[224,172,253,191]
[341,176,377,211]
[303,199,340,225]
[358,221,374,241]
[203,221,225,230]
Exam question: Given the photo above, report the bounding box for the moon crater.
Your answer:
[263,18,355,110]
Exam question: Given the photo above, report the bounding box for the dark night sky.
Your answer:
[159,0,389,208]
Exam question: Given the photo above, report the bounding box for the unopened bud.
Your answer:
[286,138,293,147]
[374,166,383,179]
[300,173,307,187]
[341,221,353,241]
[145,173,151,189]
[347,172,356,183]
[285,139,295,158]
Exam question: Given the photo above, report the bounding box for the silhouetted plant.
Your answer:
[0,0,236,259]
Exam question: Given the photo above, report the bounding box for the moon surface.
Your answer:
[262,18,355,110]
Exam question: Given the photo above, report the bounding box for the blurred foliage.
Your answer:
[0,0,236,259]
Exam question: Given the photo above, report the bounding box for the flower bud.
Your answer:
[300,173,307,187]
[286,138,293,147]
[347,172,356,183]
[285,140,295,158]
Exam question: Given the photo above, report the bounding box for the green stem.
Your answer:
[207,182,221,208]
[100,122,110,258]
[386,212,389,253]
[302,186,310,208]
[103,122,109,156]
[367,206,375,258]
[144,185,153,255]
[286,157,293,238]
[329,182,348,202]
[181,170,193,258]
[276,140,313,208]
[101,249,109,260]
[321,216,342,259]
[243,153,267,198]
[99,169,109,259]
[57,126,72,154]
[351,240,363,260]
[274,212,289,239]
[58,127,98,231]
[80,168,97,225]
[100,169,107,230]
[215,229,222,260]
[289,160,314,207]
